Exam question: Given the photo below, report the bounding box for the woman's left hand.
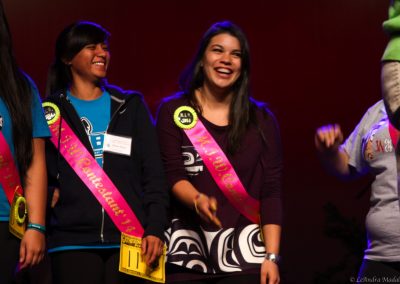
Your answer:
[19,229,45,269]
[141,235,164,268]
[260,259,280,284]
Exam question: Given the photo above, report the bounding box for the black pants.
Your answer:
[0,222,20,284]
[50,249,148,284]
[357,259,400,283]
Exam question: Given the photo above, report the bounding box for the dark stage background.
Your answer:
[3,0,390,283]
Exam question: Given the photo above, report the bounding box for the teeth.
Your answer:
[93,62,105,65]
[216,68,232,74]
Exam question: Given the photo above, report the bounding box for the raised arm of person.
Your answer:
[315,124,351,177]
[19,138,47,269]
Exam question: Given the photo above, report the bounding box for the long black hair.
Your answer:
[46,21,110,96]
[179,21,254,154]
[0,0,33,181]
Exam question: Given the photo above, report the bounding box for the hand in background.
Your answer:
[315,124,343,153]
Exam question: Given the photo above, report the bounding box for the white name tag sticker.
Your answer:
[103,134,132,156]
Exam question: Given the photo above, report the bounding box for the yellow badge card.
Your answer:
[9,191,27,239]
[119,233,166,283]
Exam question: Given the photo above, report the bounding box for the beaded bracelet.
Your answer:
[27,223,46,234]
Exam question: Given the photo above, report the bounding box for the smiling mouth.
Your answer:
[215,67,233,75]
[92,61,105,66]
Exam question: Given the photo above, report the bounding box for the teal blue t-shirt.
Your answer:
[0,81,51,221]
[67,90,111,167]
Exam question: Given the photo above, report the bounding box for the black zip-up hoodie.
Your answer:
[45,85,169,249]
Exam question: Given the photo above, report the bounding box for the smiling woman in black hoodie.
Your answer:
[44,21,168,284]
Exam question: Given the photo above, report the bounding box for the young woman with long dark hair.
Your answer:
[0,1,50,282]
[156,21,283,284]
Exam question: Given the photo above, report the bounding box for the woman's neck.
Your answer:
[69,79,103,101]
[196,85,232,107]
[195,86,232,126]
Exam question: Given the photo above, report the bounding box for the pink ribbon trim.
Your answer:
[185,120,260,224]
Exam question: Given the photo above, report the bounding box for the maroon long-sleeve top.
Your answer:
[156,95,283,230]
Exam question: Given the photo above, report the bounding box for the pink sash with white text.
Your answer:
[43,102,144,237]
[174,106,260,224]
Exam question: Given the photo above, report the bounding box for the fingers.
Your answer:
[142,236,163,268]
[315,124,343,150]
[268,276,280,284]
[19,230,45,269]
[19,240,26,268]
[209,197,222,228]
[51,188,60,208]
[261,270,266,284]
[209,197,217,212]
[261,260,280,284]
[141,237,147,255]
[19,241,38,269]
[196,195,222,228]
[146,244,159,267]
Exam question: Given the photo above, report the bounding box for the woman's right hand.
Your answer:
[194,194,222,228]
[315,124,343,153]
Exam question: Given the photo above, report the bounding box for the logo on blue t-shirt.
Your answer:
[81,117,105,166]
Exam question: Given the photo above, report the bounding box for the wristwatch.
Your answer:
[265,253,280,263]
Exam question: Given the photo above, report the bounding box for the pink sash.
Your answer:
[174,106,260,224]
[43,102,144,237]
[0,132,23,203]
